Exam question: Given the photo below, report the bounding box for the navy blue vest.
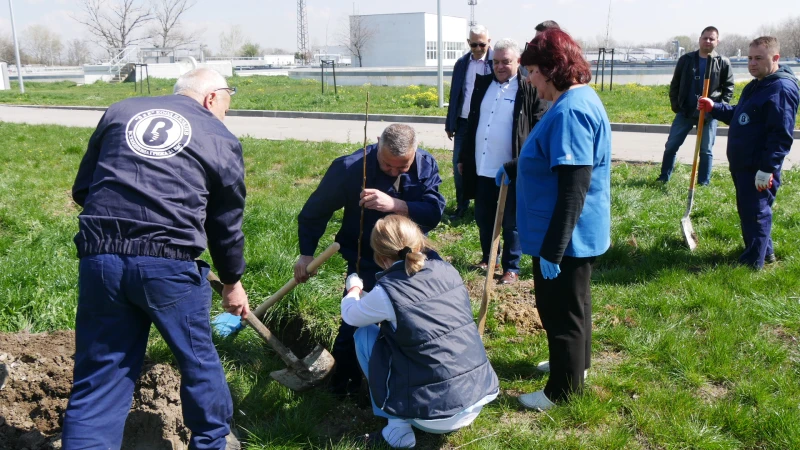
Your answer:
[369,259,499,419]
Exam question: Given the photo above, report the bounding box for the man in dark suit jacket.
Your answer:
[445,25,493,220]
[458,38,547,285]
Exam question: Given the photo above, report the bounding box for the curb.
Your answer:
[7,104,800,139]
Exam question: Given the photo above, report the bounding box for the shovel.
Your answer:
[477,176,508,335]
[211,243,341,336]
[206,269,336,392]
[681,55,713,251]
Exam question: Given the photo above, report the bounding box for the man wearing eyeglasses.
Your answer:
[445,24,493,220]
[63,68,246,450]
[458,38,548,285]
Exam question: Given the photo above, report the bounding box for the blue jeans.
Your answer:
[452,117,471,212]
[659,113,718,185]
[62,254,232,450]
[474,176,521,273]
[354,325,396,420]
[731,170,779,268]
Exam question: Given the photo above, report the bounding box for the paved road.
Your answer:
[1,105,797,169]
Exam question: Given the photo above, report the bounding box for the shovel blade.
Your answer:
[681,216,698,251]
[269,345,335,392]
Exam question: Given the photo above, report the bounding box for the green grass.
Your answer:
[2,76,798,127]
[1,122,800,448]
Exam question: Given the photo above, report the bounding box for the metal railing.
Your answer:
[7,65,83,74]
[107,46,139,76]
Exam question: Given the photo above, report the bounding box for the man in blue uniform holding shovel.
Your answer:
[699,36,799,269]
[63,68,249,450]
[294,123,446,398]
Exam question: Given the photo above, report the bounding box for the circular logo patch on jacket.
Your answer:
[738,113,750,126]
[125,109,192,159]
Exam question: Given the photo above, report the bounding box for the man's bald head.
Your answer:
[174,68,234,121]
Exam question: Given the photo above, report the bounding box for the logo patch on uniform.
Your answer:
[125,109,192,159]
[738,113,750,126]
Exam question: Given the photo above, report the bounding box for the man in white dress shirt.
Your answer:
[458,38,546,285]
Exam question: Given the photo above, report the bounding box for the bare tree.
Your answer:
[716,33,753,58]
[0,35,28,64]
[73,0,153,55]
[66,39,94,65]
[340,15,375,67]
[779,16,800,58]
[149,0,200,51]
[23,25,63,65]
[219,25,246,56]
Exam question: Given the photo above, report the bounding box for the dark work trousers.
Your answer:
[533,255,595,402]
[329,263,380,394]
[731,170,780,269]
[452,117,471,213]
[62,254,232,450]
[474,175,521,273]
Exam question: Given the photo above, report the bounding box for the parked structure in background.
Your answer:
[345,12,467,68]
[468,0,478,27]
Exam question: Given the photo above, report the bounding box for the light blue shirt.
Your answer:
[516,85,612,258]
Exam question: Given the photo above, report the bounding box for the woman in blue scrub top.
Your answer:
[498,28,612,411]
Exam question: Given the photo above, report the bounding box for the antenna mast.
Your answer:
[468,0,478,26]
[297,0,310,64]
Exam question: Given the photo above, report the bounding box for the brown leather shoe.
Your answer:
[499,271,518,284]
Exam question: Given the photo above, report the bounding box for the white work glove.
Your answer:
[755,170,774,191]
[345,273,364,292]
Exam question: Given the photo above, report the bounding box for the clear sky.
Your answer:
[0,0,795,54]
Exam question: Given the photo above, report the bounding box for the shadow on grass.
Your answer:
[595,236,742,285]
[490,357,546,381]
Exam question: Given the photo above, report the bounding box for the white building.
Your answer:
[350,12,468,67]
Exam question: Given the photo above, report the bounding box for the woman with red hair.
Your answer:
[497,29,612,410]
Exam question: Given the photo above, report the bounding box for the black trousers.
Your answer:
[533,255,594,402]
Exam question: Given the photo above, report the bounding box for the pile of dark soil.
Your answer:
[0,331,190,450]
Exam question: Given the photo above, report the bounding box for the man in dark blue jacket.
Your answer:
[63,68,248,449]
[293,124,445,398]
[699,36,799,269]
[445,25,493,219]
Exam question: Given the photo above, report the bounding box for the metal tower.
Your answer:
[297,0,310,64]
[468,0,478,26]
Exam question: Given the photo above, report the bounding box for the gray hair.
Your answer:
[174,68,228,97]
[469,25,488,37]
[378,124,418,156]
[493,38,520,56]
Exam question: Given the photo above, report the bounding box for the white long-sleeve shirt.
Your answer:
[474,75,518,177]
[341,283,397,330]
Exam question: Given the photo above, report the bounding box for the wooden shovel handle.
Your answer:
[477,178,508,336]
[252,242,340,319]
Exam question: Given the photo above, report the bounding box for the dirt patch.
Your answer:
[698,381,729,403]
[0,331,190,450]
[464,276,543,334]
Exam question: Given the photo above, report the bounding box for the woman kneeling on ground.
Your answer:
[342,214,499,449]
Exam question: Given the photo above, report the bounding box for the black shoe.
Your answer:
[656,175,668,184]
[448,208,466,221]
[765,253,777,264]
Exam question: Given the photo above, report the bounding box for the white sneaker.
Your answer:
[518,390,556,411]
[536,361,588,379]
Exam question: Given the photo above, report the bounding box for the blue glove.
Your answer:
[495,166,511,186]
[540,257,561,280]
[211,312,244,337]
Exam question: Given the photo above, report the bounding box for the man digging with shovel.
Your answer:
[294,124,446,399]
[64,68,248,450]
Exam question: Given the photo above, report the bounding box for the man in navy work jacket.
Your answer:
[63,68,249,450]
[445,24,493,220]
[699,36,799,269]
[293,123,445,398]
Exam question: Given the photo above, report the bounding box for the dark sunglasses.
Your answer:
[469,42,487,48]
[214,87,237,96]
